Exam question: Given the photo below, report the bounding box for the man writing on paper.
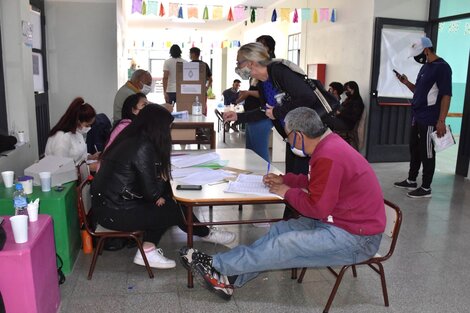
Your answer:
[179,107,385,300]
[393,37,452,198]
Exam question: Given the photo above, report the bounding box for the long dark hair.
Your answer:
[49,97,96,136]
[121,93,146,121]
[344,81,363,102]
[104,104,174,179]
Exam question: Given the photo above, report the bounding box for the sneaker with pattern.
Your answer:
[192,261,234,300]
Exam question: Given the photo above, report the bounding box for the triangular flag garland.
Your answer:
[130,4,337,24]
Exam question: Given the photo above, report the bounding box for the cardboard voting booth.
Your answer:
[24,155,77,186]
[176,62,207,114]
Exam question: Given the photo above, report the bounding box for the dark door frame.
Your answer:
[455,51,470,176]
[0,25,7,134]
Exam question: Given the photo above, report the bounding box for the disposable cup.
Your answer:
[18,176,33,194]
[1,171,14,188]
[17,131,25,143]
[10,215,29,243]
[27,203,39,222]
[39,172,52,192]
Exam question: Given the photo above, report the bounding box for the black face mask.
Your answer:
[414,51,427,64]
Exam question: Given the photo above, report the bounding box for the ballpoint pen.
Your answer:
[266,162,270,176]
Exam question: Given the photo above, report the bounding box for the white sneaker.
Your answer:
[133,248,176,269]
[201,229,236,245]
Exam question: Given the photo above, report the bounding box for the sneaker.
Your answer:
[179,246,213,271]
[134,248,176,269]
[201,229,236,245]
[407,187,432,198]
[394,179,418,190]
[192,261,234,300]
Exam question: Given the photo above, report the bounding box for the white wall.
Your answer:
[0,0,39,173]
[45,0,117,126]
[375,0,430,21]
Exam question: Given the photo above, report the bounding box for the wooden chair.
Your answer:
[295,199,402,313]
[77,177,154,280]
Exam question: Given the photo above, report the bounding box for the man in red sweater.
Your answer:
[180,107,385,300]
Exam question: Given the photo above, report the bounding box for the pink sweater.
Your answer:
[283,133,385,236]
[104,119,131,151]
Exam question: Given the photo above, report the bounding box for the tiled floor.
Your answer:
[58,111,470,313]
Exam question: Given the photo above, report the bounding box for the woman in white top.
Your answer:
[45,97,100,171]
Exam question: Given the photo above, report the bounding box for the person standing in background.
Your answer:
[163,44,186,104]
[113,69,152,122]
[190,47,212,90]
[393,36,452,198]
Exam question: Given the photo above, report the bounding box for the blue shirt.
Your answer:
[412,58,452,125]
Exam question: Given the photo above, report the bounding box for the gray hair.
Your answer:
[130,69,150,83]
[237,42,271,66]
[284,107,326,138]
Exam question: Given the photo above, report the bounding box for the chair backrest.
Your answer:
[214,108,224,122]
[77,177,93,233]
[380,199,402,261]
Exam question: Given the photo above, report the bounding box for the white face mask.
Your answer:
[289,133,308,158]
[77,126,91,135]
[235,66,251,80]
[141,84,152,95]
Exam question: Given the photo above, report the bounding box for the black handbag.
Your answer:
[303,78,340,118]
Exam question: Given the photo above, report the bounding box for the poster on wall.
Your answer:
[30,9,42,50]
[376,28,425,99]
[32,52,44,93]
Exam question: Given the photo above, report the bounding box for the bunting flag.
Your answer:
[227,7,234,21]
[178,6,183,18]
[131,0,142,14]
[234,6,245,21]
[203,6,209,19]
[188,6,198,19]
[250,8,256,23]
[280,8,290,22]
[141,1,146,15]
[159,3,165,17]
[330,8,337,22]
[301,8,311,21]
[293,8,298,23]
[271,9,277,22]
[147,0,158,15]
[320,8,329,22]
[257,8,267,21]
[313,8,318,23]
[213,6,223,20]
[165,41,172,48]
[169,3,178,17]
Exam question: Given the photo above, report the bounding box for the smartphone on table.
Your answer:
[176,185,202,191]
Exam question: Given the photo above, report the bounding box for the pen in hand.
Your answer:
[94,145,99,153]
[266,162,271,176]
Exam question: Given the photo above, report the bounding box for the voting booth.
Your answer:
[176,62,207,114]
[24,155,77,187]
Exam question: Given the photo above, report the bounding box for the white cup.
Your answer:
[10,215,29,243]
[27,203,39,222]
[39,172,52,192]
[17,131,25,143]
[19,177,33,194]
[1,171,14,188]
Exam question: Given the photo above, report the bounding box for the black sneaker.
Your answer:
[394,179,418,190]
[192,261,233,300]
[178,247,213,271]
[407,187,432,198]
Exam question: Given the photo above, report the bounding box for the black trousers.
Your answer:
[408,122,436,189]
[94,195,210,246]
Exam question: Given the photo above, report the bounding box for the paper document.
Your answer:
[177,169,232,185]
[430,125,455,152]
[183,62,200,81]
[172,152,220,168]
[171,167,213,179]
[224,174,281,198]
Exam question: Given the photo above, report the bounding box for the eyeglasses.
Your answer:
[282,130,294,143]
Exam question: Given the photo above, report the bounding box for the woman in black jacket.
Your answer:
[91,104,234,269]
[325,81,364,132]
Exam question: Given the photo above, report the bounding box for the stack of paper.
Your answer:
[224,174,281,198]
[431,125,456,152]
[172,152,220,168]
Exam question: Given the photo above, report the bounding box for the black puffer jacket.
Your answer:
[91,135,168,211]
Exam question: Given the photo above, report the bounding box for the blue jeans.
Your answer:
[212,217,382,287]
[245,118,272,162]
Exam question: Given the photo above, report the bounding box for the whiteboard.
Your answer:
[376,28,425,99]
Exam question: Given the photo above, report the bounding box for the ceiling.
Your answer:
[125,0,285,31]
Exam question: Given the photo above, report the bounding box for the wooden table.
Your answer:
[171,148,285,288]
[171,115,215,149]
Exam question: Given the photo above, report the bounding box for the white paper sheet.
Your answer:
[224,174,281,198]
[180,84,202,94]
[177,170,232,185]
[431,125,456,152]
[172,152,220,168]
[183,62,200,81]
[171,167,213,178]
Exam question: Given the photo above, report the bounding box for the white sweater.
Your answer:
[45,131,87,164]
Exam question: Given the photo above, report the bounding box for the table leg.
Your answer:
[186,204,194,288]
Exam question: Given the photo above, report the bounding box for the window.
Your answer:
[287,33,301,66]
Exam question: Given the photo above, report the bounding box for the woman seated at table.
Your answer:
[45,97,100,171]
[325,81,364,132]
[91,104,235,269]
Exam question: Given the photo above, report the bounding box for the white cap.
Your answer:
[409,37,433,57]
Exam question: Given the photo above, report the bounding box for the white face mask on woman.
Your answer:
[77,126,91,135]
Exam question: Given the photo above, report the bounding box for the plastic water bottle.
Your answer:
[13,183,28,216]
[192,96,202,115]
